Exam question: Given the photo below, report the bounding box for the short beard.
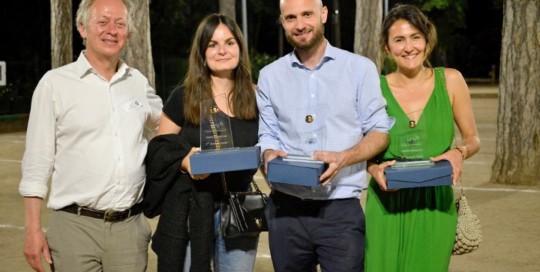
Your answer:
[286,24,325,51]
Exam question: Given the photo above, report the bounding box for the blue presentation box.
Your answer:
[267,157,326,187]
[190,146,261,175]
[385,160,453,189]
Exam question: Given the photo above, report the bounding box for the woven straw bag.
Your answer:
[452,179,482,255]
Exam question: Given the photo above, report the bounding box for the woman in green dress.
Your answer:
[365,4,481,271]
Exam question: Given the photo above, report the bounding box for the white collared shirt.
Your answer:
[19,51,163,210]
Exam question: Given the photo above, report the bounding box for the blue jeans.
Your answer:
[184,209,259,271]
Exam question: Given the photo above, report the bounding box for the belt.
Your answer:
[59,202,143,222]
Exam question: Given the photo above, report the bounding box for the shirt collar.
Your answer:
[74,50,130,81]
[289,39,337,70]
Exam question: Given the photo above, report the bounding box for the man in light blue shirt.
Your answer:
[256,0,389,271]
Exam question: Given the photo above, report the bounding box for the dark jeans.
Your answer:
[266,191,365,272]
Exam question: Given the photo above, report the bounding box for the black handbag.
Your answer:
[220,179,268,239]
[206,110,268,239]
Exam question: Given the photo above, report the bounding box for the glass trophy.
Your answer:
[285,116,327,162]
[271,137,328,188]
[393,120,433,168]
[270,110,327,189]
[200,93,234,151]
[190,93,261,175]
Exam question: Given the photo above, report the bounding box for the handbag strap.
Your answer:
[457,176,465,197]
[207,110,261,195]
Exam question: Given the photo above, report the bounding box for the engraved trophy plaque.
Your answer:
[200,93,234,151]
[393,119,433,168]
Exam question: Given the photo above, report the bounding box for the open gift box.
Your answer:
[385,160,453,189]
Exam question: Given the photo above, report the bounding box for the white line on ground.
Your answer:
[463,187,539,193]
[0,224,47,232]
[465,161,491,164]
[0,224,24,230]
[0,158,21,163]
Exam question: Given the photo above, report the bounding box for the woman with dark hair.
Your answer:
[365,4,480,271]
[144,14,259,272]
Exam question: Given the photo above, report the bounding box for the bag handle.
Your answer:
[457,176,465,197]
[207,111,262,195]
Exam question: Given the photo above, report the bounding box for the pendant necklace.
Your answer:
[405,108,424,128]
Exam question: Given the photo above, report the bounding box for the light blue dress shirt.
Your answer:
[257,41,389,200]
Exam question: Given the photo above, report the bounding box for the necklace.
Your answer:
[405,108,424,128]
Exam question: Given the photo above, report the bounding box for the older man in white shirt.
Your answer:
[19,0,162,271]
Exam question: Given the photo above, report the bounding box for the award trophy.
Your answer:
[393,120,433,168]
[189,94,260,175]
[385,119,452,189]
[199,93,234,151]
[267,119,327,187]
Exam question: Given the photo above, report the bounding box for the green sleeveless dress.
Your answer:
[365,68,458,272]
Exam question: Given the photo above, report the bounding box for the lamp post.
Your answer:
[241,0,248,49]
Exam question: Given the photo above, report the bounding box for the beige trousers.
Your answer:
[46,210,151,272]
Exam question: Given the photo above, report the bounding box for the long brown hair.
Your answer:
[182,14,256,125]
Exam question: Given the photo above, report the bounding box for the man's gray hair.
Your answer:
[75,0,133,33]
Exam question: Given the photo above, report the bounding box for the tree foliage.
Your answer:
[150,0,218,58]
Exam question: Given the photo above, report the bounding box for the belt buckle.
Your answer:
[104,209,115,222]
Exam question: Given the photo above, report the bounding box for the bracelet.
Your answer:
[454,145,469,161]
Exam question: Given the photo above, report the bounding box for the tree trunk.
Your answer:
[354,0,382,70]
[50,0,72,69]
[219,0,236,21]
[123,0,156,88]
[491,0,540,185]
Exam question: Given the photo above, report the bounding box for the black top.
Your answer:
[163,86,259,199]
